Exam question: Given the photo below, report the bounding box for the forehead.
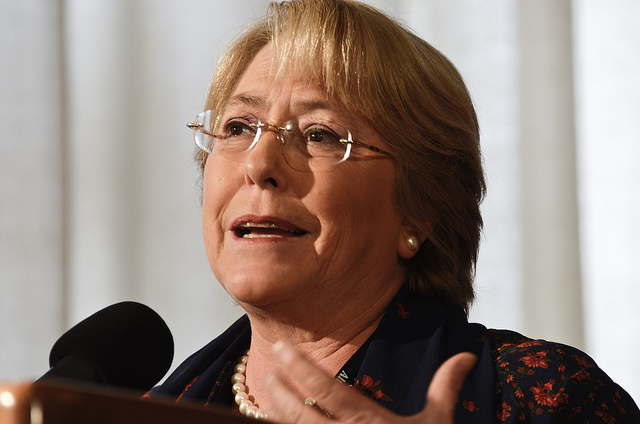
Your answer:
[228,44,348,118]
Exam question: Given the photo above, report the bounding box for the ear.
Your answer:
[397,224,429,260]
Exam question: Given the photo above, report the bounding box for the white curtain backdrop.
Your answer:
[2,0,638,402]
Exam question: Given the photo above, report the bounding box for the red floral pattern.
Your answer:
[489,329,639,422]
[353,374,394,402]
[396,300,414,319]
[148,290,639,423]
[462,400,478,412]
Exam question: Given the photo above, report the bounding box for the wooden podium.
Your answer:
[0,381,254,424]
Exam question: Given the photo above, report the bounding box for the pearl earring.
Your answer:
[407,235,419,251]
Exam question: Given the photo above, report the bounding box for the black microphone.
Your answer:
[36,301,174,392]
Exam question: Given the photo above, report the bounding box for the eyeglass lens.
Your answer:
[192,110,352,170]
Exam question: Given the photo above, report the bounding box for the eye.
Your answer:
[227,122,250,136]
[222,118,257,138]
[304,126,342,144]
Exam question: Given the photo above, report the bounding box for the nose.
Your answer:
[243,127,289,189]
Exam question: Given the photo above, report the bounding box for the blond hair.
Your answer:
[198,0,485,312]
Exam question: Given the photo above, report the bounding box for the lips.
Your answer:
[231,216,308,239]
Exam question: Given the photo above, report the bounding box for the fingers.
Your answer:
[264,341,339,423]
[265,341,392,424]
[265,341,477,424]
[421,352,478,423]
[264,368,325,423]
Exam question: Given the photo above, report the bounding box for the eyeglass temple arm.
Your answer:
[187,122,216,138]
[340,139,393,158]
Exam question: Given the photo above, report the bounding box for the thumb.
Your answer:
[420,352,478,423]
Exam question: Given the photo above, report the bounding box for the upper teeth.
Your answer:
[237,222,303,238]
[244,223,279,229]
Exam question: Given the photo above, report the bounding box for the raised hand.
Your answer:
[265,341,477,424]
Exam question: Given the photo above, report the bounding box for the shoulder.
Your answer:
[486,329,640,423]
[146,315,251,402]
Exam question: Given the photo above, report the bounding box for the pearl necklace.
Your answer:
[231,349,268,420]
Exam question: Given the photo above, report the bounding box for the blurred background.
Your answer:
[1,0,639,402]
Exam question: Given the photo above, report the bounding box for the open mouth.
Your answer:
[233,222,308,239]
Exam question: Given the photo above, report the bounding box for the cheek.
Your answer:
[201,160,237,255]
[201,176,220,258]
[313,166,399,247]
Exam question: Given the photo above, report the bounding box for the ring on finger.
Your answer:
[304,397,334,419]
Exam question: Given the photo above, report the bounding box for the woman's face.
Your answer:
[202,44,416,315]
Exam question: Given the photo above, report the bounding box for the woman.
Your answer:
[149,0,640,422]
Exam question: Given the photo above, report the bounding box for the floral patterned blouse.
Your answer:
[485,329,637,423]
[148,287,639,423]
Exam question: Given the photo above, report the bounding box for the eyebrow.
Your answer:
[293,99,335,115]
[226,94,267,110]
[226,94,338,116]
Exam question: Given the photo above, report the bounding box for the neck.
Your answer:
[240,282,401,412]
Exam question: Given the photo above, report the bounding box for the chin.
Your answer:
[218,271,302,309]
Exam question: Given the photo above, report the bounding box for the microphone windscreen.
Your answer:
[42,301,174,392]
